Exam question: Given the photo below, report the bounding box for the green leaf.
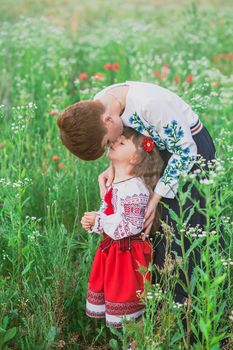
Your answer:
[2,316,9,329]
[184,206,195,224]
[170,332,185,344]
[109,326,122,340]
[185,238,204,259]
[211,274,226,287]
[212,301,226,324]
[22,245,29,256]
[199,317,210,340]
[190,322,199,339]
[47,326,57,345]
[161,202,180,224]
[22,260,34,275]
[109,338,119,350]
[168,209,181,223]
[210,333,227,347]
[3,327,17,344]
[190,271,197,293]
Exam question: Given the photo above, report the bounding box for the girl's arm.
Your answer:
[87,198,106,234]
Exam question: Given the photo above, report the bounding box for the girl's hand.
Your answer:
[81,212,97,230]
[143,193,162,235]
[98,164,114,198]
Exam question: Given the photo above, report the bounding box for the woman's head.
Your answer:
[56,100,123,160]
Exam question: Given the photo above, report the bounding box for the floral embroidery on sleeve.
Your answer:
[129,112,166,150]
[160,120,196,186]
[128,110,197,198]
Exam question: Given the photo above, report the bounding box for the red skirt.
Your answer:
[86,234,152,328]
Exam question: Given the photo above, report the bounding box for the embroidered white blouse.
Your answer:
[89,177,150,240]
[94,80,200,199]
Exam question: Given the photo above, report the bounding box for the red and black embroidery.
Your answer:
[86,309,105,318]
[106,300,144,316]
[87,289,105,305]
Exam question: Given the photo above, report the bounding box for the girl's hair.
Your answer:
[122,127,164,233]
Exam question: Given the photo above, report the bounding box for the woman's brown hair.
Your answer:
[122,127,164,233]
[57,100,107,160]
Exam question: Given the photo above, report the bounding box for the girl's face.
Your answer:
[106,135,138,163]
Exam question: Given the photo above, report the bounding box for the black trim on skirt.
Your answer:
[152,126,225,303]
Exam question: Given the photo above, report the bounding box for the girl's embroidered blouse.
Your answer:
[89,177,149,240]
[94,81,199,199]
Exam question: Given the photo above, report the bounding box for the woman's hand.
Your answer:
[98,163,115,198]
[144,192,162,235]
[81,212,97,231]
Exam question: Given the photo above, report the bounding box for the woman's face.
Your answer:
[101,115,124,149]
[106,135,138,163]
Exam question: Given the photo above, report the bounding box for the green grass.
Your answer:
[0,1,232,349]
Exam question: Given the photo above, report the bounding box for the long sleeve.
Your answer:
[142,99,198,199]
[88,198,106,234]
[90,179,149,240]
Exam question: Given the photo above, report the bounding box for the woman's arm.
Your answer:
[143,99,198,199]
[98,162,115,198]
[143,192,162,235]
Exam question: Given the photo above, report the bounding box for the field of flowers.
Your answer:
[0,1,233,349]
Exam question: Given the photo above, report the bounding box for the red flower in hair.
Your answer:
[142,137,154,152]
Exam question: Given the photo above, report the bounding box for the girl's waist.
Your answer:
[100,232,147,251]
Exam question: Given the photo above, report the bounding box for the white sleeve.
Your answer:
[92,181,149,240]
[88,198,106,234]
[143,99,197,199]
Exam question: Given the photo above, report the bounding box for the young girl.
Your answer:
[81,127,163,328]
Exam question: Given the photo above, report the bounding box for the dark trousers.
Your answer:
[152,126,225,302]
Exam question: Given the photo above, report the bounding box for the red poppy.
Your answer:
[53,155,59,162]
[79,73,89,80]
[142,137,154,152]
[225,53,233,60]
[112,62,120,71]
[92,72,105,81]
[185,74,193,84]
[152,70,160,78]
[212,81,220,87]
[213,56,219,63]
[104,63,113,71]
[50,109,59,116]
[174,74,180,84]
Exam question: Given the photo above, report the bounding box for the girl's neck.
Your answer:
[112,162,134,183]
